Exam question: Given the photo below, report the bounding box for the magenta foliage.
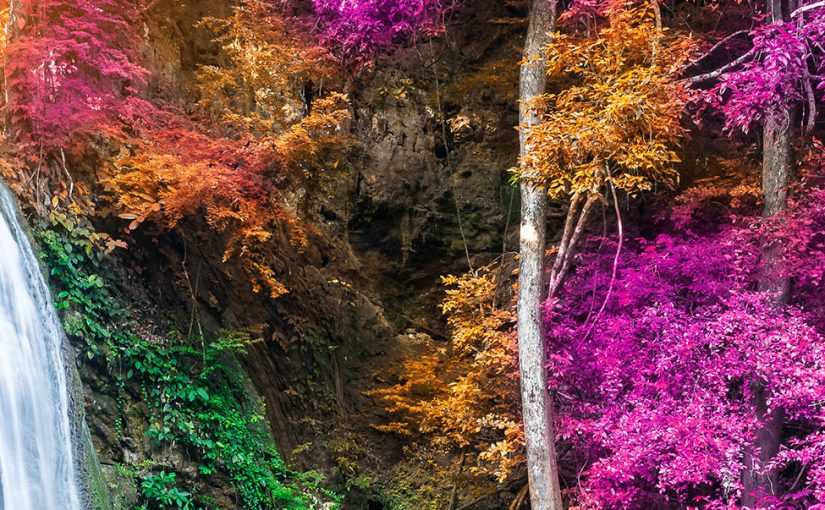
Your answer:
[5,0,148,148]
[546,178,825,508]
[703,7,825,133]
[311,0,452,63]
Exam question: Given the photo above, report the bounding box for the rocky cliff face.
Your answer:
[74,0,528,507]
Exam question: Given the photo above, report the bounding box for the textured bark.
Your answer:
[742,104,794,509]
[758,106,794,301]
[762,108,794,219]
[742,3,794,497]
[742,383,785,508]
[517,0,564,508]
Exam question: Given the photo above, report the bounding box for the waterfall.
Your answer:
[0,184,82,510]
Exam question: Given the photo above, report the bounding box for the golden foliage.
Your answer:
[370,264,523,483]
[105,92,350,298]
[197,0,338,135]
[101,1,353,299]
[521,4,694,198]
[442,51,521,104]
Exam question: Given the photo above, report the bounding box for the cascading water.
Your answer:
[0,183,82,510]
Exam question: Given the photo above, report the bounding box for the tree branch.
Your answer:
[581,180,623,342]
[682,47,756,84]
[792,0,825,17]
[549,192,583,280]
[548,193,597,298]
[686,30,750,69]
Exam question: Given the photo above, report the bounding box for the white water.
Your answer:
[0,184,82,510]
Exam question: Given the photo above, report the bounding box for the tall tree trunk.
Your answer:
[517,0,563,508]
[759,106,793,299]
[741,2,794,497]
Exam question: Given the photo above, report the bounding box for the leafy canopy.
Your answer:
[521,2,693,198]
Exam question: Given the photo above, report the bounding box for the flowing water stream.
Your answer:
[0,183,82,510]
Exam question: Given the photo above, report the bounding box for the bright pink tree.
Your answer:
[694,9,825,133]
[545,171,825,508]
[4,0,147,149]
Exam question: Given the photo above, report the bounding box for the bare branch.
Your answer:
[686,30,750,69]
[581,179,623,343]
[682,47,756,84]
[804,70,817,134]
[548,193,597,298]
[549,192,582,280]
[792,0,825,17]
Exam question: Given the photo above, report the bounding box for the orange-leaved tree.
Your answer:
[370,263,523,492]
[197,0,338,136]
[522,1,693,298]
[105,92,351,298]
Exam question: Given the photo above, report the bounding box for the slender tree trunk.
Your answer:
[517,0,563,508]
[759,106,793,299]
[741,1,794,496]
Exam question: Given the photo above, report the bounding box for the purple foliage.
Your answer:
[704,7,825,133]
[311,0,452,63]
[546,175,825,508]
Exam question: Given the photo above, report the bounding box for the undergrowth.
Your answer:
[35,216,339,510]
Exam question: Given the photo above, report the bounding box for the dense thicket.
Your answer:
[4,0,825,508]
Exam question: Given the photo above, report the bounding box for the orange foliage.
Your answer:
[370,264,523,482]
[106,94,350,297]
[197,0,338,135]
[101,0,352,298]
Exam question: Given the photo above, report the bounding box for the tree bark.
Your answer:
[741,0,794,497]
[517,0,564,509]
[758,106,793,301]
[742,103,793,510]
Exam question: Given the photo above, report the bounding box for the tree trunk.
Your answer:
[517,0,564,509]
[741,19,794,501]
[758,106,793,300]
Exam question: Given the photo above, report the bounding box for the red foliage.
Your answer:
[4,0,147,149]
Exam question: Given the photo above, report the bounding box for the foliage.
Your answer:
[34,198,126,359]
[695,5,825,133]
[197,0,336,136]
[104,91,350,298]
[137,471,197,510]
[1,0,351,300]
[4,0,147,149]
[93,0,354,299]
[125,332,337,509]
[370,263,522,484]
[441,52,520,105]
[521,2,692,197]
[37,221,340,509]
[311,0,455,65]
[546,167,825,508]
